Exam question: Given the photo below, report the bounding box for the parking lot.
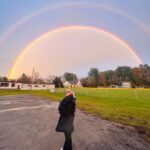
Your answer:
[0,95,149,150]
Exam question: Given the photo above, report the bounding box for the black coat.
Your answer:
[56,94,76,133]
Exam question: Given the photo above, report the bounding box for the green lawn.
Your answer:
[0,88,150,136]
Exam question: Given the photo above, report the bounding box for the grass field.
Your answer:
[0,88,150,136]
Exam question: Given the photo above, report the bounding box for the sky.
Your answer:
[0,0,150,78]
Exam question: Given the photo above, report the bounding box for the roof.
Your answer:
[69,81,78,85]
[64,81,78,85]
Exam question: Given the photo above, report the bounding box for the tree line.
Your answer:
[80,64,150,87]
[0,64,150,88]
[0,73,46,84]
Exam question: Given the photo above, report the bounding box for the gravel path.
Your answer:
[0,95,149,150]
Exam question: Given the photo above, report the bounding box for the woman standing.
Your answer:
[56,89,76,150]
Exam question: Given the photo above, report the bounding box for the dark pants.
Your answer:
[63,132,72,150]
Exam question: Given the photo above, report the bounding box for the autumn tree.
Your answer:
[17,73,31,83]
[53,77,64,88]
[86,76,97,87]
[63,72,78,81]
[99,72,107,86]
[88,68,99,86]
[139,64,150,87]
[80,77,88,87]
[116,66,132,83]
[131,67,143,86]
[0,76,8,82]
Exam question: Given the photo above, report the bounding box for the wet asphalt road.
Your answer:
[0,95,149,150]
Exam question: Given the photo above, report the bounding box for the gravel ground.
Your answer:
[0,95,149,150]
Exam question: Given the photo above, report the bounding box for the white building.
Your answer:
[63,81,82,88]
[0,82,55,90]
[63,81,71,88]
[121,82,131,88]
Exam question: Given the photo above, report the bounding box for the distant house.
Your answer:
[0,82,55,90]
[63,81,82,88]
[121,82,131,88]
[76,81,82,87]
[63,81,71,88]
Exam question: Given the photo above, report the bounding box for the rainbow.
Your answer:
[1,2,150,47]
[8,26,143,79]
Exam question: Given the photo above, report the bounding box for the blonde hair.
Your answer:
[66,89,75,97]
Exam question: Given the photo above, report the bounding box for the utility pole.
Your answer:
[30,68,35,95]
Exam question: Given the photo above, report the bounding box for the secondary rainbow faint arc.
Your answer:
[8,26,143,79]
[1,2,150,47]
